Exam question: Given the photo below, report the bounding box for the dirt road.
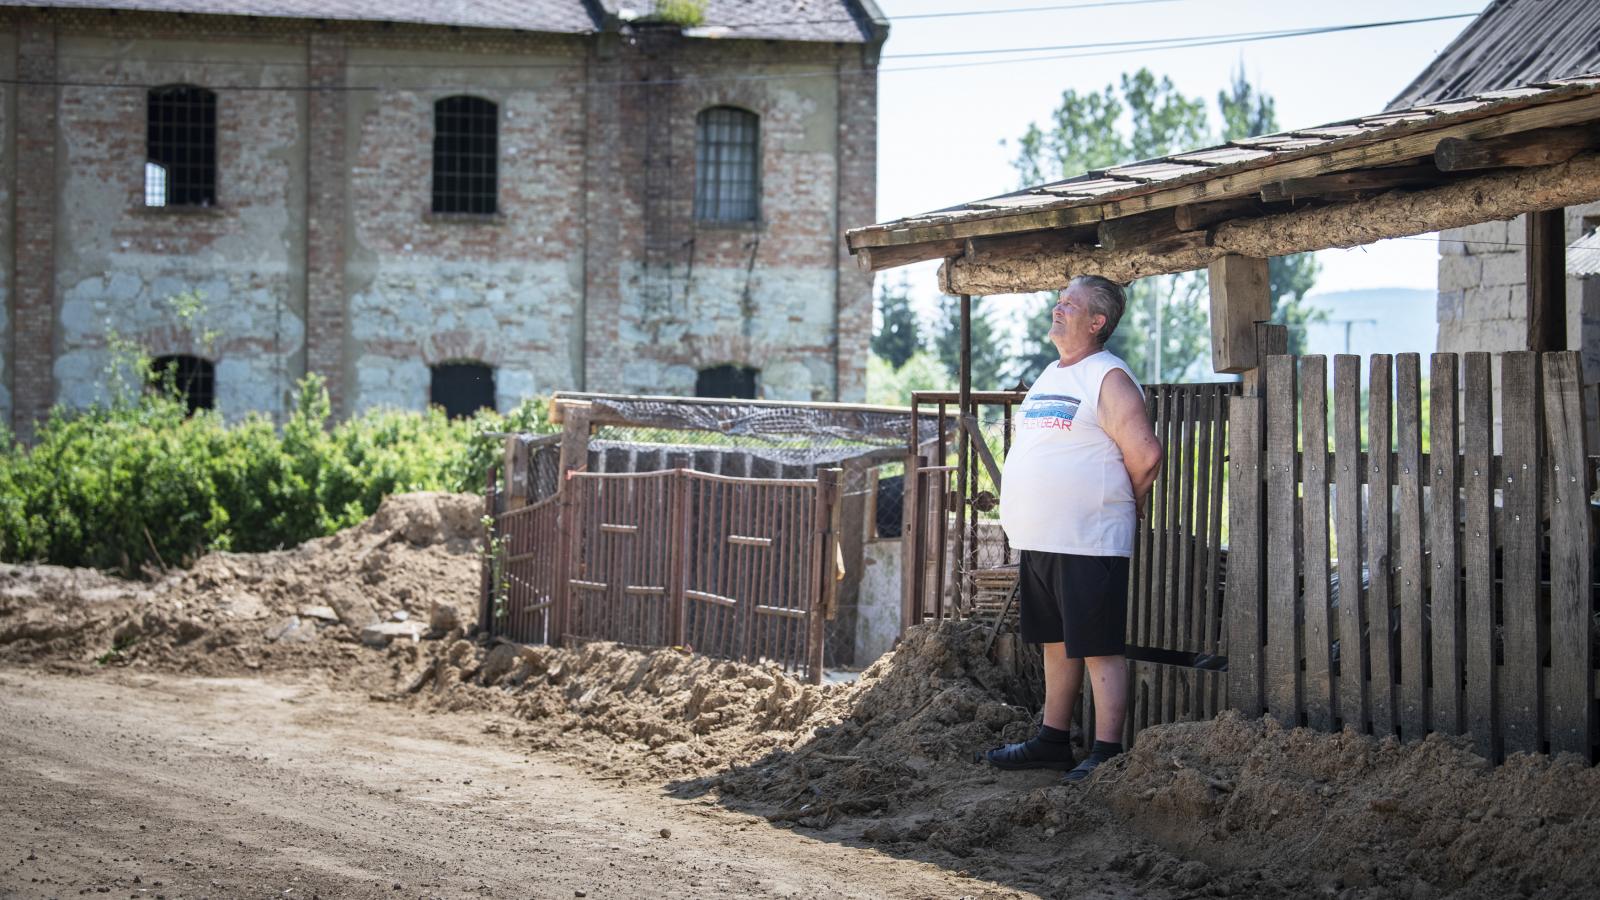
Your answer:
[0,670,1024,900]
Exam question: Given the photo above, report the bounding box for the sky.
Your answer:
[867,0,1483,315]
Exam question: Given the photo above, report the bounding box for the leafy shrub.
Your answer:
[0,376,555,573]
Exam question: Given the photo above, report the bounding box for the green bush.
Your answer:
[0,376,555,573]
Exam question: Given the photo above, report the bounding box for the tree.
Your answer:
[871,274,921,370]
[934,295,1008,390]
[1217,66,1325,355]
[1010,69,1211,383]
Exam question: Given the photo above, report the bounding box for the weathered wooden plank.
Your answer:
[1300,356,1335,731]
[1190,386,1215,657]
[1177,389,1199,655]
[1434,123,1600,171]
[1395,353,1429,740]
[1367,356,1397,736]
[1225,394,1265,717]
[1208,255,1272,374]
[1265,355,1301,727]
[1132,389,1158,650]
[1332,356,1367,733]
[1542,352,1593,759]
[1499,352,1543,755]
[1428,354,1464,736]
[1528,209,1567,351]
[1205,388,1229,716]
[1461,353,1497,760]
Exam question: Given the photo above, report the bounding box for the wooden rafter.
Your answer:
[937,151,1600,294]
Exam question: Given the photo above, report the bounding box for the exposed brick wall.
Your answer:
[834,47,878,402]
[305,33,348,416]
[12,20,56,440]
[4,7,882,432]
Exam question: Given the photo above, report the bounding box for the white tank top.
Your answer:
[999,350,1141,557]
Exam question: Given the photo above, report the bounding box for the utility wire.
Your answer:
[1,11,1482,92]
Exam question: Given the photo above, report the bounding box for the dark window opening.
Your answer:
[432,96,499,215]
[431,362,496,419]
[151,355,215,414]
[694,106,759,223]
[146,85,217,207]
[695,364,759,400]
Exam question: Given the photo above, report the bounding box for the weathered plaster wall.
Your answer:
[0,29,15,426]
[343,43,586,414]
[855,538,903,666]
[52,34,307,420]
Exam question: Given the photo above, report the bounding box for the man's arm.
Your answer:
[1098,369,1163,518]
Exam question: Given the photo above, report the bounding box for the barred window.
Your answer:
[695,364,759,400]
[432,96,498,215]
[431,362,496,419]
[146,86,217,207]
[694,107,759,223]
[151,355,215,414]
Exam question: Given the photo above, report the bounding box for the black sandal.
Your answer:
[983,738,1076,771]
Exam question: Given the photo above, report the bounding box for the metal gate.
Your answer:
[487,467,841,683]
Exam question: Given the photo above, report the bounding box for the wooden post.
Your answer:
[1208,255,1271,374]
[1527,208,1567,352]
[553,405,592,647]
[503,435,530,511]
[956,294,972,616]
[808,468,843,684]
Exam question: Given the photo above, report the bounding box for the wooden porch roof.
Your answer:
[845,75,1600,295]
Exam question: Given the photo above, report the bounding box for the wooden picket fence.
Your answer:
[1226,350,1596,762]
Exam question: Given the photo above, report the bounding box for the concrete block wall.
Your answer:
[1,8,881,436]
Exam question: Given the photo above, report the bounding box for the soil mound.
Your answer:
[0,492,482,676]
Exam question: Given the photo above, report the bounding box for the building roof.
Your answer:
[846,75,1600,276]
[5,0,885,42]
[1389,0,1600,110]
[1567,229,1600,277]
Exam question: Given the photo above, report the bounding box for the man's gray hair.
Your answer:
[1068,275,1127,346]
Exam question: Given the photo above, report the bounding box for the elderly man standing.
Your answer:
[985,275,1163,783]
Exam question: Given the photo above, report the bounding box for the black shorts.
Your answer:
[1017,549,1130,658]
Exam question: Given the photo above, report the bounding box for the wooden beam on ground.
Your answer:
[1259,163,1443,203]
[1434,124,1600,172]
[939,151,1600,293]
[1208,255,1271,374]
[1528,207,1567,351]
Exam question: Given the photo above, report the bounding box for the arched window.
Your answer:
[150,355,215,414]
[694,106,759,223]
[430,362,496,419]
[432,96,499,215]
[146,85,217,207]
[695,364,759,400]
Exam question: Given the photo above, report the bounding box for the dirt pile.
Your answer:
[0,492,483,676]
[391,635,842,780]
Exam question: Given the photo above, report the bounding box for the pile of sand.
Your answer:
[0,492,483,677]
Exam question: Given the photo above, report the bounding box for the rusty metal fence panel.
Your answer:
[566,470,679,649]
[681,470,823,677]
[491,491,562,645]
[486,467,840,683]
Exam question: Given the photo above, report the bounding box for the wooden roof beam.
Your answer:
[938,151,1600,294]
[1434,123,1600,172]
[1259,162,1445,203]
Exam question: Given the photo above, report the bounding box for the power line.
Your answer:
[2,11,1482,92]
[882,13,1479,59]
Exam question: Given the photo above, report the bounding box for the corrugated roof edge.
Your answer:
[849,75,1600,248]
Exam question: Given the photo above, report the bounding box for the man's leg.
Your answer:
[1041,642,1085,730]
[1063,654,1128,782]
[1084,654,1127,741]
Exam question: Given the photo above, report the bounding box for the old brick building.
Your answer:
[0,0,886,434]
